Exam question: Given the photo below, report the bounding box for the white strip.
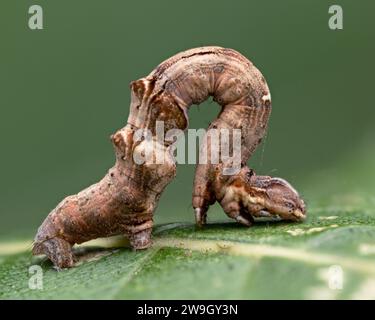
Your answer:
[153,238,375,275]
[262,93,271,102]
[3,236,375,276]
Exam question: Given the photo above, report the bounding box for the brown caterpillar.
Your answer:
[33,46,306,269]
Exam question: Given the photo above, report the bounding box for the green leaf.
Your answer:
[1,211,375,299]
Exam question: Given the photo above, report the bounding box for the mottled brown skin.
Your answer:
[33,127,177,268]
[33,46,306,269]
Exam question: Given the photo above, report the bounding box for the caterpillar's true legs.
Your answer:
[195,207,208,227]
[128,228,153,250]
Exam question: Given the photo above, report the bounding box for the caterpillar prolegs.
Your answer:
[33,47,306,269]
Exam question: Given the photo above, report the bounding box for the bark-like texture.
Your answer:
[33,46,306,269]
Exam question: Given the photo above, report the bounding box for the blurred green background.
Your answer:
[0,0,374,238]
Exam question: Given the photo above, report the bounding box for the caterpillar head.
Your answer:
[248,174,306,221]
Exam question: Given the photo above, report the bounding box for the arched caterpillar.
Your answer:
[33,47,306,269]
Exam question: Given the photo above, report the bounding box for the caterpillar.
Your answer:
[33,46,306,269]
